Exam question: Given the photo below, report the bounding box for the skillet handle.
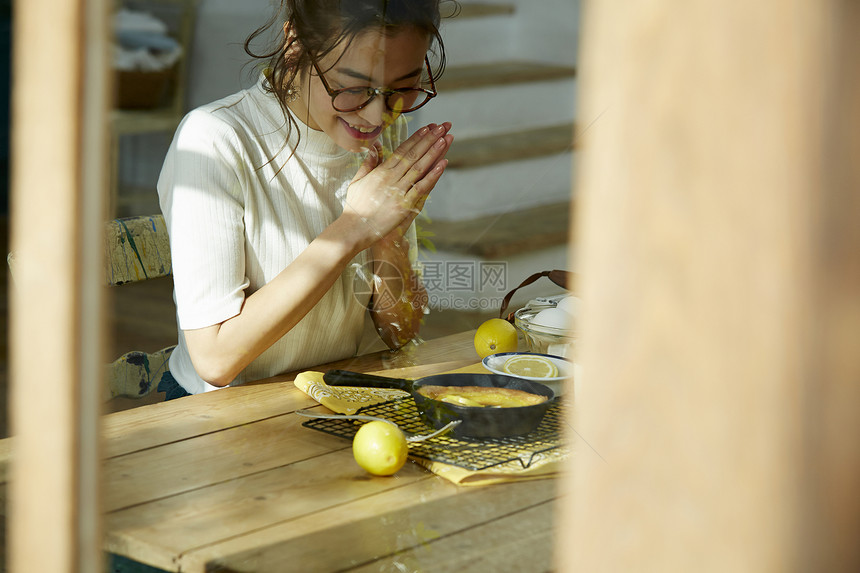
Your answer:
[323,370,413,392]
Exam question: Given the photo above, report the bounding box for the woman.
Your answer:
[156,0,453,397]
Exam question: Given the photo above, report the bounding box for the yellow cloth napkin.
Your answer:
[293,367,569,486]
[294,370,409,414]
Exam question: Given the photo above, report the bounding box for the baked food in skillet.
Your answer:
[416,385,548,408]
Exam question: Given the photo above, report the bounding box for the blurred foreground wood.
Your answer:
[559,0,860,571]
[8,0,109,571]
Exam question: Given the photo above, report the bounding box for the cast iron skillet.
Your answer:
[323,370,556,439]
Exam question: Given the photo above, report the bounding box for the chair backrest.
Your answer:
[7,214,176,401]
[103,214,176,400]
[105,213,172,286]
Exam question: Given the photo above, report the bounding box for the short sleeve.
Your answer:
[157,110,251,330]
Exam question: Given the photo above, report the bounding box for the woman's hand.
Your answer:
[341,122,453,249]
[344,122,452,348]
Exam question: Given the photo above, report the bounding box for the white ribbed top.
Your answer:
[157,77,408,394]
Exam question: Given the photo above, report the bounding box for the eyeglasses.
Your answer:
[311,56,437,113]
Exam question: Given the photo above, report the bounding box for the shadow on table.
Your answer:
[108,553,171,573]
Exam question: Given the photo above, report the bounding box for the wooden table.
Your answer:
[100,330,562,572]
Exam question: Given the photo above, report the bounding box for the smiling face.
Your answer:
[288,27,430,153]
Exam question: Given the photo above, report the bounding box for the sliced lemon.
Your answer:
[440,394,484,408]
[502,354,559,379]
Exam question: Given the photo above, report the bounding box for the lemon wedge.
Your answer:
[502,354,559,379]
[440,394,485,408]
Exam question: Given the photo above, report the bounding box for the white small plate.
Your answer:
[483,352,573,396]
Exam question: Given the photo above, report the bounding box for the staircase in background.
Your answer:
[415,2,578,311]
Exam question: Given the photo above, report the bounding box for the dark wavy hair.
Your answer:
[244,0,452,149]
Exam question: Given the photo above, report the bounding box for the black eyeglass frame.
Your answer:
[311,55,437,113]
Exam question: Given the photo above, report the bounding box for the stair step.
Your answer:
[423,200,574,259]
[426,150,574,221]
[446,123,575,169]
[416,74,577,140]
[439,8,518,65]
[443,2,516,19]
[438,61,577,91]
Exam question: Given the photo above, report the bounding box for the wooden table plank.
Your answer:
[346,500,555,573]
[105,449,433,572]
[191,479,557,573]
[104,408,347,512]
[101,381,315,458]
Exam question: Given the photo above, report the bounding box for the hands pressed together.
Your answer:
[344,122,453,249]
[341,121,453,348]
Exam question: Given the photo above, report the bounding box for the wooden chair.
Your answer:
[7,214,175,401]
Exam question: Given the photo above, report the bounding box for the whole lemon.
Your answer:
[352,420,409,476]
[474,318,518,358]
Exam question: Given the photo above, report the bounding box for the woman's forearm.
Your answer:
[183,213,370,386]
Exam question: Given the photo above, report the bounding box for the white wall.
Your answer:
[511,0,579,66]
[186,0,275,108]
[118,0,272,198]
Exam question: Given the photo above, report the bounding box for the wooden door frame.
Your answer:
[558,1,860,570]
[8,0,109,570]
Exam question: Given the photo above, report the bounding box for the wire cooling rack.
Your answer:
[301,397,567,471]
